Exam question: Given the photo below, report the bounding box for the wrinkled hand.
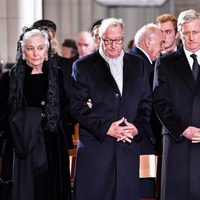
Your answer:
[182,126,200,143]
[118,118,138,142]
[107,117,138,143]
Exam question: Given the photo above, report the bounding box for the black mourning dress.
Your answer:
[0,61,71,200]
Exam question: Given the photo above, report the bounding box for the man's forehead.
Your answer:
[77,42,90,46]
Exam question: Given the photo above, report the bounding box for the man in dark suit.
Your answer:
[70,18,152,200]
[153,9,200,200]
[129,23,164,199]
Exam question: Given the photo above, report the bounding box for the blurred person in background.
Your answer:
[61,38,78,59]
[156,13,179,54]
[76,31,95,58]
[90,19,103,50]
[126,38,135,52]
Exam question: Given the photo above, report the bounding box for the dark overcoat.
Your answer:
[129,47,162,198]
[56,54,78,149]
[0,61,71,200]
[70,51,152,200]
[129,47,160,154]
[153,47,200,200]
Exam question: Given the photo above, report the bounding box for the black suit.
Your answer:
[129,47,162,198]
[129,47,161,152]
[55,54,77,149]
[153,47,200,200]
[70,51,152,200]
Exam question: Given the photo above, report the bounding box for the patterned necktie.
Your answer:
[190,54,199,80]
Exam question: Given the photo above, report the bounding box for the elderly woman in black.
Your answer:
[0,28,71,200]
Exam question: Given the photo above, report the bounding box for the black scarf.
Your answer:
[8,57,60,132]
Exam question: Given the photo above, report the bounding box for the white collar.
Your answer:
[99,47,124,64]
[184,47,200,58]
[137,46,153,64]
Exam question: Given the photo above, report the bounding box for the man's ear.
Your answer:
[175,32,180,40]
[145,37,151,48]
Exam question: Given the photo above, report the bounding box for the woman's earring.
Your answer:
[45,54,48,61]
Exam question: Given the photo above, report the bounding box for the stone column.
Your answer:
[0,0,42,62]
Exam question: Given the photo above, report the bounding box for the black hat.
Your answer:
[32,19,57,32]
[90,19,103,33]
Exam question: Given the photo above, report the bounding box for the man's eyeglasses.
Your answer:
[101,37,124,45]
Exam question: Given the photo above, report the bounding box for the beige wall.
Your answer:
[0,0,7,63]
[0,0,42,63]
[0,0,200,63]
[43,0,174,55]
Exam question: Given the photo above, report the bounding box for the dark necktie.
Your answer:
[190,54,199,80]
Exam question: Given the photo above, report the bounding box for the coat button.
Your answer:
[41,101,46,106]
[115,93,119,98]
[41,113,46,118]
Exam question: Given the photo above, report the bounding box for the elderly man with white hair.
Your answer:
[70,17,152,200]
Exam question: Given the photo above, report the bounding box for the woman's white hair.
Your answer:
[21,29,50,53]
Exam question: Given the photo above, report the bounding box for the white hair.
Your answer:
[21,29,50,53]
[177,9,200,33]
[134,23,160,46]
[98,18,125,38]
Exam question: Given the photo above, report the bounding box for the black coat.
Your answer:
[55,54,78,149]
[153,47,200,200]
[0,60,71,200]
[70,51,152,200]
[129,47,162,198]
[129,47,162,154]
